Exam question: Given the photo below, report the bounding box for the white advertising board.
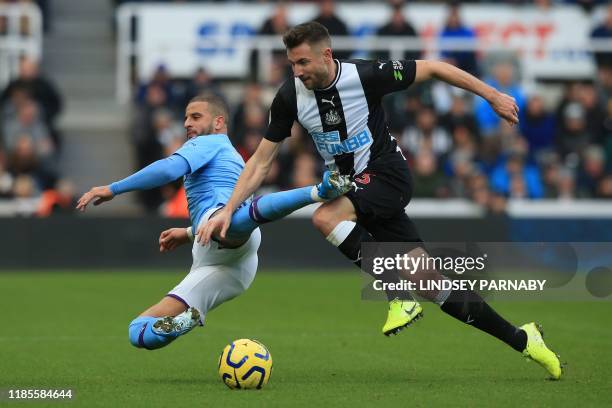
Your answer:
[137,3,595,80]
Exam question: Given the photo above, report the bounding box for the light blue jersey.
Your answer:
[174,134,245,230]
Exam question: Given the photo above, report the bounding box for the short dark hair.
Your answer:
[282,21,331,50]
[188,93,229,121]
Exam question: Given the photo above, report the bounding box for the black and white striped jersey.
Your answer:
[265,59,417,176]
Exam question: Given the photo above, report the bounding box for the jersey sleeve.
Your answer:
[366,59,416,98]
[109,154,189,195]
[264,80,297,143]
[174,138,220,173]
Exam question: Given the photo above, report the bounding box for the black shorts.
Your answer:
[344,152,422,243]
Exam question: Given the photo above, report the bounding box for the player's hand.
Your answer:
[76,185,114,211]
[159,228,190,253]
[489,91,519,126]
[198,207,232,246]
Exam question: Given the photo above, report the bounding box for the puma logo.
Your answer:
[321,96,335,108]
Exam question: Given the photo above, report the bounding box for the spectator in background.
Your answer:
[487,192,508,215]
[519,94,556,158]
[0,57,63,148]
[598,175,612,198]
[467,170,491,208]
[411,150,449,198]
[160,182,189,219]
[448,124,477,163]
[135,65,177,110]
[376,0,420,61]
[474,60,526,136]
[400,105,452,160]
[131,84,170,211]
[439,95,480,140]
[0,158,14,198]
[490,152,544,199]
[439,3,479,77]
[590,4,612,69]
[232,82,267,146]
[260,2,290,37]
[2,99,57,188]
[181,67,224,109]
[237,130,264,163]
[2,99,51,153]
[554,82,581,135]
[313,0,350,60]
[556,102,592,160]
[447,151,475,198]
[152,108,184,157]
[539,152,563,198]
[578,83,606,144]
[576,145,606,197]
[37,179,77,217]
[556,167,576,200]
[252,2,292,81]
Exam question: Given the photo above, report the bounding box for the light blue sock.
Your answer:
[228,186,314,237]
[128,316,174,350]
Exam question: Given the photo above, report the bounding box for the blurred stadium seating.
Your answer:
[1,0,611,221]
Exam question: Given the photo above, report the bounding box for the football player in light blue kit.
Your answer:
[76,94,350,350]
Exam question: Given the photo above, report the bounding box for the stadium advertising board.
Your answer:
[138,3,594,80]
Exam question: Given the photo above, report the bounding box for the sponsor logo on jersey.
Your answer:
[324,109,342,125]
[311,129,372,156]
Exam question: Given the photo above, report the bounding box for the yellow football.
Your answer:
[218,338,273,389]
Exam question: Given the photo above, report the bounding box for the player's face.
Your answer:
[184,102,215,138]
[287,42,333,90]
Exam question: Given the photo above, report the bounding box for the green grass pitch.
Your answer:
[1,270,611,407]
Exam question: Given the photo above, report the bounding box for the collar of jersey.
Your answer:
[196,133,228,139]
[315,59,341,92]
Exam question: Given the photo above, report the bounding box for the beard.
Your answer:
[203,124,214,135]
[302,67,329,90]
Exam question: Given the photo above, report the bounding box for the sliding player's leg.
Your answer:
[128,227,261,351]
[128,296,199,350]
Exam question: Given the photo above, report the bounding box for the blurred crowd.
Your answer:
[1,0,611,218]
[0,56,75,216]
[129,0,612,215]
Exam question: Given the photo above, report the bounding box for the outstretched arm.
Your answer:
[198,138,282,244]
[76,154,190,211]
[413,60,519,126]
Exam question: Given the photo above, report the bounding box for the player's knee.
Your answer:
[312,205,338,235]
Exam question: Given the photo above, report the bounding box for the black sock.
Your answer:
[440,290,527,352]
[335,222,412,302]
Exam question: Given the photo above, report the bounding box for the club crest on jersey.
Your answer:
[324,109,342,125]
[311,129,372,156]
